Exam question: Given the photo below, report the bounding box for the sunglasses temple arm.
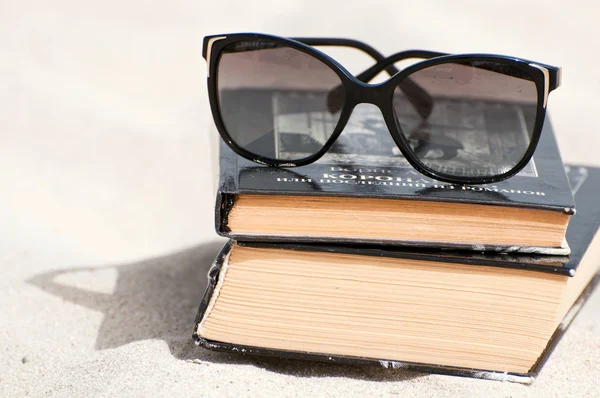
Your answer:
[292,37,401,77]
[356,50,449,119]
[298,39,438,120]
[355,50,448,83]
[363,50,562,91]
[548,66,561,91]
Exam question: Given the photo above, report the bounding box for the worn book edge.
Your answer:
[221,230,571,256]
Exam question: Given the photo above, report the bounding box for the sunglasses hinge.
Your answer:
[529,63,550,108]
[206,36,227,77]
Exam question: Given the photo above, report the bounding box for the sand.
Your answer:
[2,1,599,396]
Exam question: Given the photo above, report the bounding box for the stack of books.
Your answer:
[193,105,600,383]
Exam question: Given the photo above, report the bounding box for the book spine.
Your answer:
[215,140,240,236]
[215,193,236,235]
[193,242,231,328]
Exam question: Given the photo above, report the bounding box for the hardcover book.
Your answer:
[196,166,600,383]
[214,104,574,254]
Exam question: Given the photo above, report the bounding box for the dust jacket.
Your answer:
[195,165,599,383]
[213,106,574,253]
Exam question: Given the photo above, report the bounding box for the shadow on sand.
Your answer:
[28,241,424,382]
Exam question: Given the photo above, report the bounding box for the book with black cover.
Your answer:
[214,105,574,254]
[195,165,600,383]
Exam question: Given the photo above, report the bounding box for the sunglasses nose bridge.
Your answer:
[348,81,390,110]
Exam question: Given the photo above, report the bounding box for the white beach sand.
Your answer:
[1,1,599,396]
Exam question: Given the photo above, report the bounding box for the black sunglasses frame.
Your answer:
[203,33,561,185]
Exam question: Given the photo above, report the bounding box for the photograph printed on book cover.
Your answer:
[270,92,538,178]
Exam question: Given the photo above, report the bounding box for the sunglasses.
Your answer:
[203,33,561,184]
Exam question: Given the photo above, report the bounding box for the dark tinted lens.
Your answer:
[393,61,538,178]
[217,39,344,161]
